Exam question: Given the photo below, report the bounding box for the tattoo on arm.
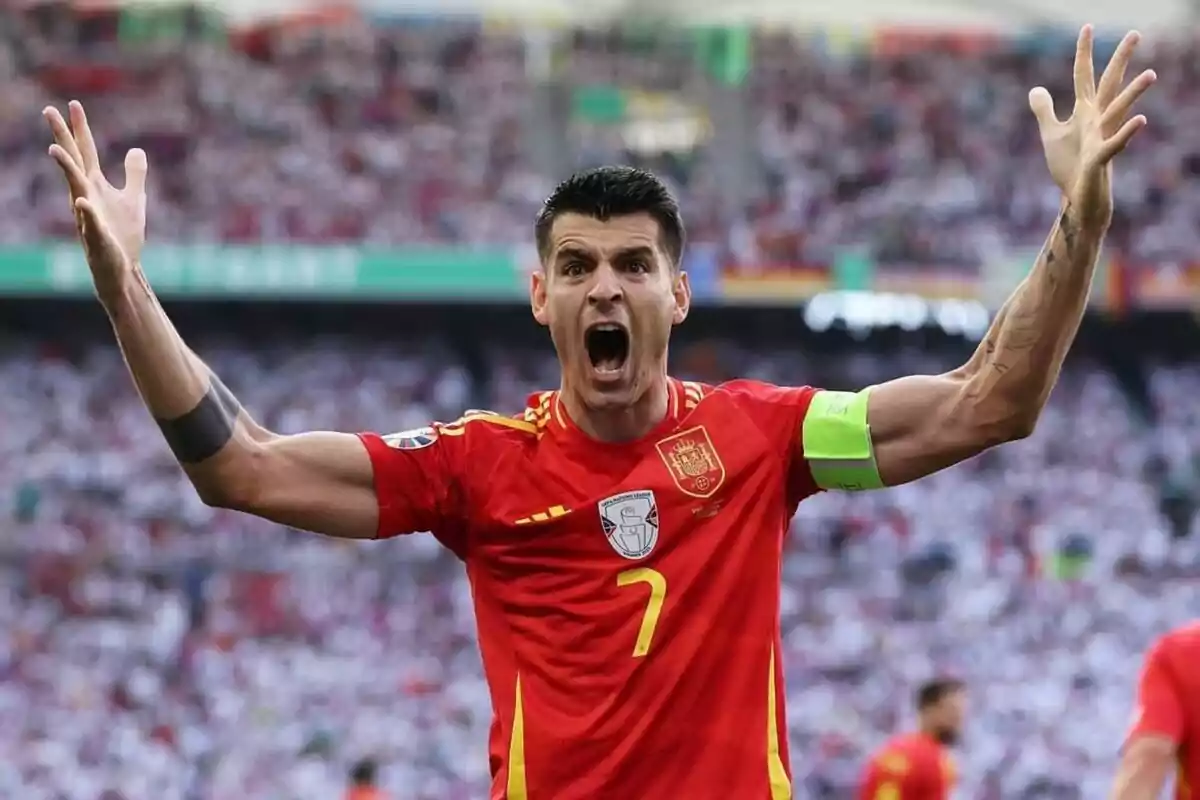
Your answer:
[156,376,243,464]
[967,203,1084,399]
[1058,205,1078,261]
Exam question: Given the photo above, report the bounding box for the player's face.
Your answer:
[932,690,967,745]
[531,212,690,410]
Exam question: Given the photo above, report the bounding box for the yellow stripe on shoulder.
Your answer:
[524,397,553,429]
[683,381,707,410]
[442,409,538,436]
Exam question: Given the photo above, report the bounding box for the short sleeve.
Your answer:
[1124,638,1186,749]
[857,747,911,799]
[357,425,471,556]
[719,380,820,505]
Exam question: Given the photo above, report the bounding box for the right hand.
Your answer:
[44,100,149,300]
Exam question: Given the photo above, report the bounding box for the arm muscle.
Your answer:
[104,268,381,539]
[198,429,380,539]
[865,204,1101,486]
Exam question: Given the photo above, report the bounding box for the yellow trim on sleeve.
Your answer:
[440,411,538,436]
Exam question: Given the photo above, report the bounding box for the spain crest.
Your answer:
[655,426,726,499]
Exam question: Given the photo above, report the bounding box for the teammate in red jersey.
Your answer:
[858,678,965,800]
[43,26,1154,799]
[1112,622,1200,800]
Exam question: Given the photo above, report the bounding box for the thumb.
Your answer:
[123,148,148,194]
[1028,87,1060,131]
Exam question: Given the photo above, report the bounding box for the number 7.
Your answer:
[617,568,667,658]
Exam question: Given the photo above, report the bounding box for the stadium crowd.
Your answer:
[1,7,1198,265]
[4,4,1200,799]
[2,328,1199,799]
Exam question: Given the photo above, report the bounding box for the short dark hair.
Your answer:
[534,166,686,266]
[916,678,964,711]
[349,758,377,786]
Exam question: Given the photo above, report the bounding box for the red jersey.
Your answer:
[358,379,821,799]
[858,732,956,800]
[1125,622,1200,799]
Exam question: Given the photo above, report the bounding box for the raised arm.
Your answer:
[862,27,1156,487]
[45,102,378,539]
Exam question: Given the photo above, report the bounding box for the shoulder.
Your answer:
[444,408,541,439]
[701,379,821,421]
[379,408,541,456]
[868,739,914,776]
[711,379,818,404]
[889,733,943,765]
[1154,621,1200,669]
[939,751,958,786]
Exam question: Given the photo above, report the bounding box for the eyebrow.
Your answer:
[554,246,594,263]
[553,245,657,263]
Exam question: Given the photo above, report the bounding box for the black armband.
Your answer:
[156,376,242,464]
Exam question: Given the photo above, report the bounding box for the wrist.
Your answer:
[1065,171,1113,234]
[1061,195,1109,238]
[95,260,143,314]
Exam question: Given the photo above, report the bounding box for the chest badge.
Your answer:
[655,426,726,499]
[598,491,659,560]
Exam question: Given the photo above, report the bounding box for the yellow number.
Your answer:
[874,782,900,800]
[617,568,667,658]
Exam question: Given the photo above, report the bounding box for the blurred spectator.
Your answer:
[346,758,383,800]
[2,5,1200,798]
[0,8,1195,267]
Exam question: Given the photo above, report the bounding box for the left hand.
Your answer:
[1028,26,1156,229]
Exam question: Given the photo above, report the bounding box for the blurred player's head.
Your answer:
[916,677,966,746]
[349,758,378,786]
[531,166,690,421]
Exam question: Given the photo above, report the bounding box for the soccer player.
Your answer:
[858,678,965,800]
[42,25,1154,800]
[1111,622,1200,799]
[345,759,384,800]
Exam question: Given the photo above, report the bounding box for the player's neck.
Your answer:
[560,377,670,443]
[917,724,946,747]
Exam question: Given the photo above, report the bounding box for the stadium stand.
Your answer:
[3,310,1199,798]
[2,2,1199,799]
[1,9,1196,265]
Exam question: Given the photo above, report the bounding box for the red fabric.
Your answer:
[360,378,821,798]
[1124,622,1200,798]
[859,732,955,799]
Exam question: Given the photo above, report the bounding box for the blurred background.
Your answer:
[1,0,1199,798]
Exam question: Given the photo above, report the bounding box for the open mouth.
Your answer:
[585,323,630,375]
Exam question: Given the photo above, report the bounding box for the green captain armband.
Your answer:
[802,388,885,491]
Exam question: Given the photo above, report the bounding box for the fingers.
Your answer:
[1096,30,1141,108]
[123,148,149,194]
[1028,87,1061,130]
[1102,68,1157,130]
[49,143,89,199]
[1099,114,1148,163]
[42,106,85,175]
[1073,24,1096,103]
[68,100,101,176]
